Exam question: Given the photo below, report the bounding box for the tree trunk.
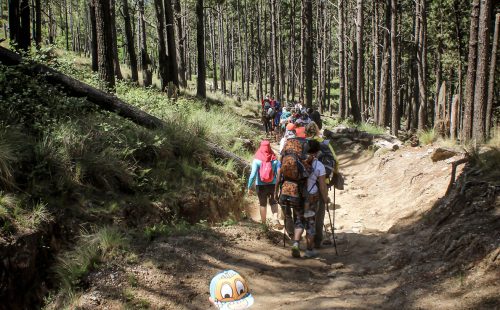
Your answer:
[121,0,138,82]
[153,0,168,91]
[164,0,179,87]
[94,0,115,89]
[19,0,30,50]
[379,0,390,127]
[303,0,313,108]
[390,0,399,135]
[138,0,151,87]
[196,0,205,98]
[373,1,380,124]
[356,0,364,122]
[34,0,40,48]
[9,0,21,47]
[109,0,122,80]
[89,0,98,72]
[173,0,187,88]
[209,12,218,91]
[256,1,263,100]
[472,0,492,143]
[218,3,226,94]
[486,13,499,138]
[417,0,427,131]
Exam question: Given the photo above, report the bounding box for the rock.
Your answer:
[431,147,458,162]
[337,137,354,145]
[374,139,400,151]
[331,262,345,270]
[327,271,340,278]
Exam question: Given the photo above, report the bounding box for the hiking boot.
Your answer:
[304,249,318,259]
[291,244,301,258]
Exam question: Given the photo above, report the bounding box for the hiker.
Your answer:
[292,139,330,258]
[261,96,273,136]
[274,107,283,141]
[248,141,282,228]
[279,123,296,153]
[306,122,339,247]
[308,107,323,130]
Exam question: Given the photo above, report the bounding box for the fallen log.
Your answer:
[0,46,251,174]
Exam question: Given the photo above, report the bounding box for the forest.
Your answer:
[0,0,499,308]
[2,0,498,141]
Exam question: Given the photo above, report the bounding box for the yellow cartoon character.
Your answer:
[209,270,254,309]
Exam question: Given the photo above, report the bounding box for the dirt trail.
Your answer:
[73,141,494,310]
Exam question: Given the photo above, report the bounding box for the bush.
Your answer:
[419,130,436,145]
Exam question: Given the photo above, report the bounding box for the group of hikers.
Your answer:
[249,95,339,259]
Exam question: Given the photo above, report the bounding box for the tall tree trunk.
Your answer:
[218,3,226,94]
[153,0,168,91]
[303,0,313,108]
[164,0,179,87]
[121,0,138,82]
[373,1,380,124]
[434,42,442,122]
[9,0,21,47]
[110,0,122,80]
[417,0,427,131]
[486,13,499,138]
[209,12,218,91]
[19,0,30,50]
[138,0,151,86]
[390,0,399,135]
[472,0,492,142]
[64,0,69,49]
[338,0,345,119]
[89,0,98,72]
[356,0,364,122]
[173,0,187,88]
[94,0,115,89]
[463,0,481,141]
[196,0,205,98]
[34,0,40,48]
[379,0,390,127]
[256,1,263,100]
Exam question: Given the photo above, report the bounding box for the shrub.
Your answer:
[419,129,436,145]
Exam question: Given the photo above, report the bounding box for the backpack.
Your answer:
[262,100,271,118]
[267,107,276,118]
[278,138,311,207]
[317,139,337,188]
[259,161,274,183]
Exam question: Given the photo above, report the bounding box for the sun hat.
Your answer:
[210,270,254,309]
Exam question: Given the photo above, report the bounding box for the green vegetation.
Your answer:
[418,130,436,145]
[53,226,126,293]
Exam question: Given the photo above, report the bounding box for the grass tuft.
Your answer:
[418,129,436,145]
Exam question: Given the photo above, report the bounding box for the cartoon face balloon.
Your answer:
[210,270,254,309]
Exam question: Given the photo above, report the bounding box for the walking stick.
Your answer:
[326,189,338,255]
[283,204,287,248]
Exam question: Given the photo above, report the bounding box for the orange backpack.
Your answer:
[279,138,311,207]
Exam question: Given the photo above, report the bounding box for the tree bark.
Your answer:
[19,0,30,50]
[137,0,151,87]
[164,0,179,87]
[417,0,427,131]
[303,0,313,108]
[486,13,499,138]
[173,0,187,88]
[379,0,390,127]
[89,0,98,72]
[94,0,115,89]
[356,0,364,122]
[109,0,122,80]
[372,1,380,124]
[34,0,41,48]
[472,0,492,142]
[390,0,399,135]
[153,0,169,91]
[209,12,218,91]
[121,0,138,82]
[196,0,206,98]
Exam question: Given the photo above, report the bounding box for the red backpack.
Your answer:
[259,161,274,183]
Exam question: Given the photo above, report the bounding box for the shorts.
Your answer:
[256,184,277,207]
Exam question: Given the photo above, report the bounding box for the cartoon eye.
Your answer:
[221,283,233,299]
[235,280,245,295]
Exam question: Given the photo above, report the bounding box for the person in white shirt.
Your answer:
[290,139,331,259]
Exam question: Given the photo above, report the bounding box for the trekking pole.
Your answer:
[332,188,338,255]
[283,204,286,248]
